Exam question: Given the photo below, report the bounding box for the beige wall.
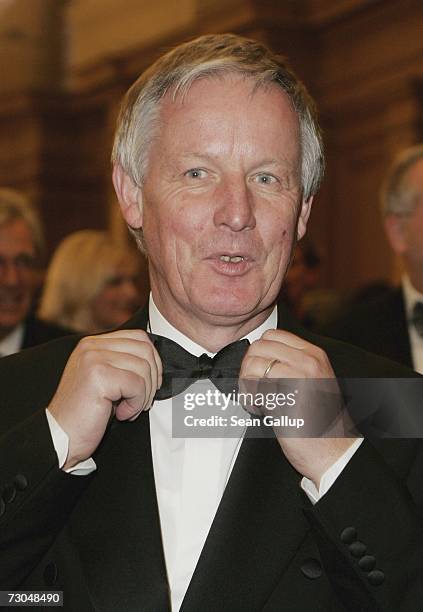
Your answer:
[0,0,65,94]
[0,0,422,291]
[66,0,196,72]
[315,0,423,290]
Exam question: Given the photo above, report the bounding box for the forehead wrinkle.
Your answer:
[154,75,301,176]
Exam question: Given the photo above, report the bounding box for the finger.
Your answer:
[243,337,332,378]
[103,339,161,398]
[261,329,313,351]
[104,336,163,393]
[91,329,153,342]
[81,333,160,361]
[247,338,303,362]
[79,337,161,398]
[150,341,163,389]
[240,354,299,379]
[112,369,148,420]
[102,330,163,384]
[90,350,154,409]
[240,340,305,378]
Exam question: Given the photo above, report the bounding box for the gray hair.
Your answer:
[112,34,324,248]
[0,188,45,260]
[380,144,423,216]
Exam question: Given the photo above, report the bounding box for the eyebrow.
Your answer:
[179,152,216,162]
[254,159,283,168]
[179,154,293,169]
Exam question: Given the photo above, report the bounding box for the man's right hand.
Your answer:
[48,330,162,470]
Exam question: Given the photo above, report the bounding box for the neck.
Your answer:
[151,292,274,353]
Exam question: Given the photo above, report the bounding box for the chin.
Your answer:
[193,290,265,321]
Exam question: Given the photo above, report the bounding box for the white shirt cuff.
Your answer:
[300,438,363,504]
[45,409,97,476]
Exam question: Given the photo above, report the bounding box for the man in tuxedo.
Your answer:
[326,145,423,373]
[0,189,70,356]
[1,34,423,611]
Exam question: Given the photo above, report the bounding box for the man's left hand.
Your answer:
[239,329,358,488]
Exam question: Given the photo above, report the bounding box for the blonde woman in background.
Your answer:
[38,230,142,333]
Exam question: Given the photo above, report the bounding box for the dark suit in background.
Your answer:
[21,313,72,350]
[324,287,412,368]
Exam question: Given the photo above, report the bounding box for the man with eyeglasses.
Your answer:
[0,189,70,356]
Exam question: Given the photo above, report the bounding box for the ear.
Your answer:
[296,196,314,240]
[112,163,143,229]
[384,214,407,255]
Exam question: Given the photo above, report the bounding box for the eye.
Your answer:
[254,173,278,185]
[105,276,124,287]
[184,168,207,180]
[14,254,36,270]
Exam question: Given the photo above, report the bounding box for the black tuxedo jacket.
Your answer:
[1,306,423,612]
[22,314,72,351]
[325,288,412,369]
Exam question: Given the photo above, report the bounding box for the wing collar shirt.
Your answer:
[47,295,362,611]
[0,323,24,357]
[402,275,423,374]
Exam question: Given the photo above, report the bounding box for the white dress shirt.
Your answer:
[402,275,423,374]
[0,323,24,357]
[47,295,362,611]
[148,299,280,610]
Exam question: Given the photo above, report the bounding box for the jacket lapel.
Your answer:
[69,305,170,610]
[181,434,309,611]
[70,411,170,611]
[181,306,310,610]
[121,305,150,332]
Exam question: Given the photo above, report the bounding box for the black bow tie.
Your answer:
[149,334,250,400]
[411,302,423,337]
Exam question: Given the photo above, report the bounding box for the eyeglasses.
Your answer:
[0,254,37,276]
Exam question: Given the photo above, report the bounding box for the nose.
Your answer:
[213,178,256,232]
[121,278,139,301]
[0,261,21,286]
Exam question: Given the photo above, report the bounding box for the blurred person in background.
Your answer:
[326,144,423,372]
[0,188,70,356]
[38,229,143,333]
[347,280,393,306]
[279,239,342,331]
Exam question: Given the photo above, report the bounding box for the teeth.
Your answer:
[220,255,244,263]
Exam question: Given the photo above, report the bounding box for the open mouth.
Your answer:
[219,255,245,263]
[207,252,254,276]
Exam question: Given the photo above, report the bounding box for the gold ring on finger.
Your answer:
[263,358,280,378]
